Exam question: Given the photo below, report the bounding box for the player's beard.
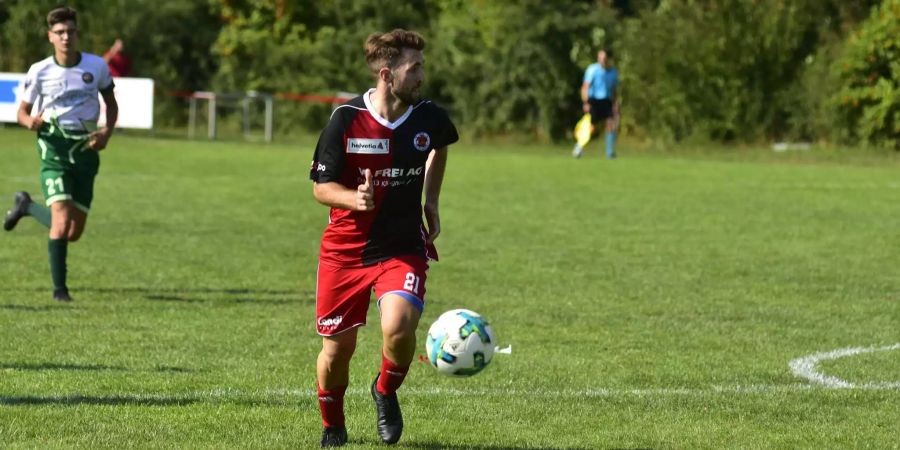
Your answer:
[392,84,420,106]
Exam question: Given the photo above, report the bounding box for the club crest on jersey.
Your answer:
[347,138,390,154]
[82,72,94,84]
[413,132,431,152]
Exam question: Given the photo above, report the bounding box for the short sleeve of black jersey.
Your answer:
[432,106,459,149]
[309,110,346,183]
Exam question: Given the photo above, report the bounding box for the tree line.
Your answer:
[1,0,897,148]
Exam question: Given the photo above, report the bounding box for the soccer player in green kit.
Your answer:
[3,6,118,302]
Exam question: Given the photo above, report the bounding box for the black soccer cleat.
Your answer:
[320,426,347,448]
[53,288,72,302]
[371,374,403,444]
[3,191,32,231]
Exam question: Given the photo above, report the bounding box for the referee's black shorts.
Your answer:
[588,98,614,124]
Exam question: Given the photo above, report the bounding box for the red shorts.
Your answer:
[315,255,429,336]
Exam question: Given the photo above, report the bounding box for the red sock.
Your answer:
[317,383,347,428]
[377,353,410,396]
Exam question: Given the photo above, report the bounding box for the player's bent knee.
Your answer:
[382,317,418,352]
[50,223,71,240]
[67,223,86,242]
[321,332,358,359]
[381,316,420,342]
[320,348,354,368]
[50,214,68,229]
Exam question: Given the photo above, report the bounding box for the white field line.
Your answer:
[788,343,900,389]
[261,384,826,398]
[4,345,898,405]
[193,381,899,403]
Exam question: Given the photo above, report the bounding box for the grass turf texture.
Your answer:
[1,127,898,448]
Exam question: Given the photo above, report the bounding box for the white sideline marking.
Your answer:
[9,346,899,405]
[191,381,899,403]
[789,343,900,389]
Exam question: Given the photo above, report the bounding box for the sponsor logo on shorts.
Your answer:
[347,138,389,154]
[318,315,343,327]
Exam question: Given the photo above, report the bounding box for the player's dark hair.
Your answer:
[365,29,426,75]
[47,6,77,28]
[603,48,614,59]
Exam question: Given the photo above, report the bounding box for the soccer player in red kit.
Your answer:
[309,29,458,447]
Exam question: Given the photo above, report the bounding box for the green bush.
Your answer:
[777,50,835,143]
[834,0,900,149]
[211,0,434,133]
[619,0,840,143]
[428,0,616,141]
[1,1,892,145]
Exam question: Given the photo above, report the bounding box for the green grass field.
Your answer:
[1,127,898,448]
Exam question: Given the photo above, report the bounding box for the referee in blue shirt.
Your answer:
[573,49,619,159]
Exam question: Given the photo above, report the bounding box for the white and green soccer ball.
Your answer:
[425,309,496,377]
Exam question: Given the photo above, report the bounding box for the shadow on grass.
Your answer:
[143,294,298,305]
[144,294,205,303]
[0,304,75,311]
[84,287,302,296]
[0,392,316,408]
[0,394,197,406]
[0,362,128,371]
[0,362,195,373]
[130,286,313,304]
[0,286,313,305]
[153,366,195,373]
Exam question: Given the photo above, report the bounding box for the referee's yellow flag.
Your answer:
[574,113,592,148]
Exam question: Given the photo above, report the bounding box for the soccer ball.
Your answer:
[425,309,496,377]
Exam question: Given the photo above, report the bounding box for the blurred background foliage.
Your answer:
[0,0,896,148]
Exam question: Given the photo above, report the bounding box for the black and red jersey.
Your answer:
[310,89,459,267]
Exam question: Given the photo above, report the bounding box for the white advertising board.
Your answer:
[0,72,154,129]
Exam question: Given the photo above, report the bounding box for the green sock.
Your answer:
[27,202,51,228]
[48,238,68,290]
